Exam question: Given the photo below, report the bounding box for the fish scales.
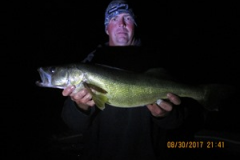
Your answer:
[36,63,236,111]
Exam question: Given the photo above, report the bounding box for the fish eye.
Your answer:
[50,67,56,73]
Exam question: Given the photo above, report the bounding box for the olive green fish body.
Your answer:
[83,68,202,107]
[36,63,235,111]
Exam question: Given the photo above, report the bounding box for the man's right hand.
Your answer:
[62,85,95,111]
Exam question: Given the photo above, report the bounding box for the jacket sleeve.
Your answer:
[61,97,94,134]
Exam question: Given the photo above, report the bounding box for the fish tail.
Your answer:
[200,84,237,111]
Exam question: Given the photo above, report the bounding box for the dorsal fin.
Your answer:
[144,68,175,81]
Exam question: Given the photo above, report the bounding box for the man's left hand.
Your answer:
[147,93,181,118]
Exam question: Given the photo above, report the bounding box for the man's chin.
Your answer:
[116,41,129,46]
[117,37,129,43]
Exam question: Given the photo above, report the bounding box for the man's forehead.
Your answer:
[112,13,132,18]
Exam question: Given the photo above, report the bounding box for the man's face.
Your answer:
[106,13,135,46]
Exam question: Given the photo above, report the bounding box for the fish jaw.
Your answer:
[35,67,65,89]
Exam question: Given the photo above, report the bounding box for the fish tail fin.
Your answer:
[200,84,237,111]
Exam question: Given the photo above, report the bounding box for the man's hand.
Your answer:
[62,85,95,110]
[147,93,181,118]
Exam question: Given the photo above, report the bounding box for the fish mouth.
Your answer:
[35,67,65,89]
[35,68,53,88]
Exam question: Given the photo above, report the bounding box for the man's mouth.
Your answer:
[117,31,127,36]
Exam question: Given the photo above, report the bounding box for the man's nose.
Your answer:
[118,18,126,27]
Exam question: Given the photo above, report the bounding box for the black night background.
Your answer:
[2,0,240,159]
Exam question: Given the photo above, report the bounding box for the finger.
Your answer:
[156,99,163,106]
[147,104,161,115]
[70,87,88,97]
[62,85,75,96]
[72,91,93,105]
[147,104,167,117]
[158,101,173,112]
[167,93,181,105]
[71,90,85,101]
[81,93,93,103]
[86,100,95,107]
[76,94,95,107]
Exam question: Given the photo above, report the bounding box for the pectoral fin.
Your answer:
[86,83,108,94]
[92,94,108,110]
[83,82,108,110]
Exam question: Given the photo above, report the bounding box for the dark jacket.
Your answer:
[61,44,192,160]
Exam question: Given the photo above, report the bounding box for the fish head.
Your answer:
[35,65,85,89]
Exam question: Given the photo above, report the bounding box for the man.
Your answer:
[61,0,186,159]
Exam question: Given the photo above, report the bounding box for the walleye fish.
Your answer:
[36,63,235,111]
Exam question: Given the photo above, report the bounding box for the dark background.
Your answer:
[2,0,240,159]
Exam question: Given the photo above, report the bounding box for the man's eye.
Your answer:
[111,17,117,21]
[125,17,132,21]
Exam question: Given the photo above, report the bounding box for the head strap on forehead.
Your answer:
[104,0,136,29]
[108,3,129,14]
